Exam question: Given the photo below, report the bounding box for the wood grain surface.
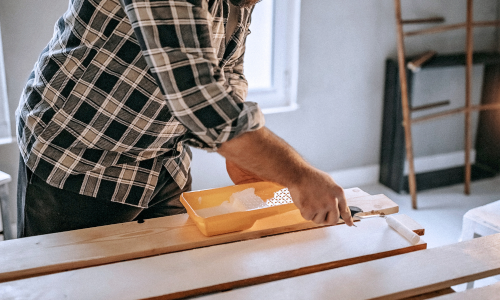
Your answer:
[0,216,426,300]
[198,233,500,300]
[0,189,399,283]
[431,281,500,300]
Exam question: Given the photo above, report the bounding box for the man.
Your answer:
[16,0,353,237]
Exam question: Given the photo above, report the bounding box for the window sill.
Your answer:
[262,103,299,115]
[0,137,14,146]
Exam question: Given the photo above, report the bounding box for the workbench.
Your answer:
[0,188,498,299]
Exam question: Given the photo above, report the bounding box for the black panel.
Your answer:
[379,52,500,193]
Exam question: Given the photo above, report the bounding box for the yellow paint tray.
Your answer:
[180,182,297,236]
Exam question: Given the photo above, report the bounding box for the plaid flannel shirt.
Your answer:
[16,0,265,207]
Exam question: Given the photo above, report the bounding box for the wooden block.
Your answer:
[431,281,500,300]
[343,187,370,199]
[198,233,500,300]
[0,190,400,283]
[0,217,426,300]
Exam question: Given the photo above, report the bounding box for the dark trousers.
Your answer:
[17,157,191,238]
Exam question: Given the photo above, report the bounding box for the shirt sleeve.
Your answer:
[223,42,248,104]
[120,0,265,151]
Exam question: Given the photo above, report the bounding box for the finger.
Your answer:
[300,210,315,221]
[326,210,338,225]
[312,212,327,225]
[337,193,353,226]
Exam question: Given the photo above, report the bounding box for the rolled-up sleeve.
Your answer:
[223,37,249,103]
[120,0,264,151]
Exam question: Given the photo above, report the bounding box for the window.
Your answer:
[0,22,11,143]
[244,0,301,114]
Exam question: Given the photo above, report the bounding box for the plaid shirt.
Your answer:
[16,0,265,207]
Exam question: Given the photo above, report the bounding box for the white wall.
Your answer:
[196,0,499,190]
[0,0,499,232]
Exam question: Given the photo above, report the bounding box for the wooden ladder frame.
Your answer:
[393,0,500,209]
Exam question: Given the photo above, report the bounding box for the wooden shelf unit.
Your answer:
[388,0,500,208]
[380,52,500,195]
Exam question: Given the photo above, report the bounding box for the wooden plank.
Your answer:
[402,287,454,300]
[431,281,500,300]
[404,23,466,37]
[410,100,450,112]
[0,216,426,300]
[394,0,418,209]
[0,190,399,283]
[407,51,437,72]
[344,187,370,198]
[198,233,500,300]
[401,17,445,25]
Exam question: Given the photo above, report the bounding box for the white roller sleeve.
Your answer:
[385,215,420,245]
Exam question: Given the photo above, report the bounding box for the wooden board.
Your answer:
[198,233,500,300]
[432,281,500,300]
[0,190,400,283]
[401,288,454,300]
[0,216,426,300]
[343,187,370,198]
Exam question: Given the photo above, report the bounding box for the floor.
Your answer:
[358,175,500,292]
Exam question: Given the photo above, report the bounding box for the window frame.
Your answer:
[245,0,301,114]
[0,21,12,144]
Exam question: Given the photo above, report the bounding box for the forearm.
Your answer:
[218,127,354,226]
[217,127,312,188]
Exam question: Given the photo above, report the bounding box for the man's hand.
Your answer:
[217,127,354,227]
[226,160,265,185]
[287,169,352,226]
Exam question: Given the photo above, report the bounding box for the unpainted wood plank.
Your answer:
[0,216,426,300]
[198,233,500,300]
[432,281,500,299]
[402,287,454,299]
[343,187,370,199]
[0,191,400,283]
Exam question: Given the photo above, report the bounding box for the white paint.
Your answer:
[195,188,268,218]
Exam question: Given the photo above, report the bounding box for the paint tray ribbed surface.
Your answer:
[180,182,297,236]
